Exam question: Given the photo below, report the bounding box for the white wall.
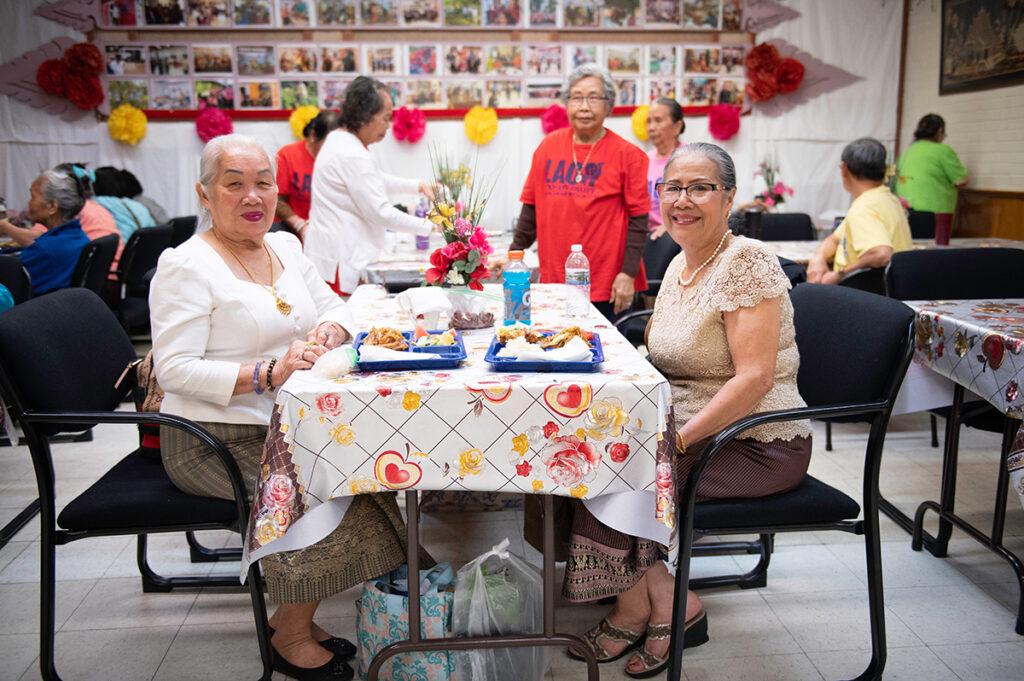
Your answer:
[899,2,1024,191]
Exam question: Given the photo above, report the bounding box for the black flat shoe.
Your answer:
[272,650,353,681]
[268,626,357,662]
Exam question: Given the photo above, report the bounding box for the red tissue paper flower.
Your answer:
[392,106,425,143]
[708,104,740,141]
[195,107,233,142]
[65,74,104,110]
[36,59,68,97]
[62,42,103,76]
[540,104,569,134]
[745,71,778,103]
[775,57,806,95]
[744,43,780,75]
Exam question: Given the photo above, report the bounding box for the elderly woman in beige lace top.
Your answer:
[565,142,811,679]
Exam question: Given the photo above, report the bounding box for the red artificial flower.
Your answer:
[708,104,740,141]
[62,42,103,76]
[745,72,778,103]
[441,240,470,262]
[609,442,630,463]
[542,421,559,439]
[195,107,233,142]
[540,104,569,134]
[425,248,451,284]
[774,57,806,94]
[65,74,104,110]
[744,43,781,76]
[36,59,67,97]
[467,263,489,290]
[391,106,426,143]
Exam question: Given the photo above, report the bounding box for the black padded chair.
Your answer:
[760,212,815,241]
[168,215,197,247]
[907,210,936,240]
[777,256,806,286]
[0,289,272,681]
[116,222,174,334]
[838,266,886,295]
[667,284,915,681]
[0,254,32,304]
[619,232,682,345]
[70,234,119,297]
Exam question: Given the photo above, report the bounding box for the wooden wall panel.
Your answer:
[954,189,1024,240]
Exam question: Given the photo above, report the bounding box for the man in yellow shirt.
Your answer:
[808,137,912,285]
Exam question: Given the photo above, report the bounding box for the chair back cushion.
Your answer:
[74,234,119,296]
[776,257,806,286]
[886,248,1024,300]
[0,254,33,304]
[120,223,173,296]
[642,232,682,296]
[169,215,197,248]
[760,213,815,241]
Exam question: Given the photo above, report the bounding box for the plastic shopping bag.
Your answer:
[452,538,548,681]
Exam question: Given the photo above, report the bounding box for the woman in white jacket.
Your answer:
[305,76,433,295]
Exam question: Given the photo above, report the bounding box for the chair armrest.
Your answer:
[615,309,653,334]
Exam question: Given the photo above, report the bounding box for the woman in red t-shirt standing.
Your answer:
[275,110,340,241]
[502,63,649,321]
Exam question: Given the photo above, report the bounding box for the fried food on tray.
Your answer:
[541,325,589,349]
[496,326,544,345]
[363,326,408,350]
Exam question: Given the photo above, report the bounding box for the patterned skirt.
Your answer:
[563,434,812,602]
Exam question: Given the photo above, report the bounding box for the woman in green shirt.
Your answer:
[896,114,969,240]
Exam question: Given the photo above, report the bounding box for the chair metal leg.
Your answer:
[246,563,274,681]
[39,527,60,681]
[825,421,833,451]
[0,498,39,550]
[930,414,940,448]
[853,483,887,681]
[913,385,967,557]
[138,534,245,593]
[186,530,243,563]
[690,533,772,590]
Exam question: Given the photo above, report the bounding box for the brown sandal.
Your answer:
[568,616,645,663]
[624,609,709,679]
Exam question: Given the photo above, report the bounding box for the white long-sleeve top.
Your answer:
[150,231,355,425]
[306,128,429,292]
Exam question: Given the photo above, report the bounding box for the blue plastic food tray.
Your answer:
[483,332,604,372]
[354,330,466,371]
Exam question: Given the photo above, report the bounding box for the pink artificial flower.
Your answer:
[454,217,473,238]
[787,186,795,196]
[442,240,470,262]
[468,227,493,256]
[540,104,570,134]
[764,196,776,207]
[392,106,426,144]
[708,103,740,141]
[773,181,786,194]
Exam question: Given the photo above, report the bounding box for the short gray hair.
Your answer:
[562,63,616,110]
[196,134,275,232]
[666,142,737,190]
[38,170,86,222]
[841,137,887,181]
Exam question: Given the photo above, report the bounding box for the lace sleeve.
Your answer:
[708,240,791,313]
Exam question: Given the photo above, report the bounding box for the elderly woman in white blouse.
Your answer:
[305,76,434,296]
[150,134,419,681]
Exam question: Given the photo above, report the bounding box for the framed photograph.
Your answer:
[684,47,719,74]
[104,45,147,76]
[525,45,562,76]
[528,0,557,27]
[366,45,399,74]
[446,80,484,108]
[321,46,358,73]
[322,79,352,108]
[281,80,319,108]
[402,0,440,25]
[445,46,484,75]
[195,79,235,108]
[318,0,357,24]
[606,45,641,74]
[362,0,399,25]
[144,0,185,25]
[647,78,678,102]
[149,45,189,75]
[233,0,273,24]
[721,0,742,30]
[648,45,676,76]
[101,0,141,26]
[186,0,230,25]
[719,45,745,76]
[940,0,1024,94]
[444,0,481,26]
[238,80,280,108]
[408,45,437,75]
[485,45,522,75]
[150,79,192,109]
[482,0,519,26]
[524,79,561,107]
[405,79,444,108]
[193,45,233,74]
[569,45,599,70]
[486,80,522,107]
[107,79,149,108]
[683,76,717,105]
[382,80,403,105]
[683,0,718,29]
[279,46,318,73]
[237,46,275,76]
[717,78,744,106]
[614,77,638,105]
[601,0,639,28]
[564,0,599,27]
[280,0,311,25]
[645,0,678,25]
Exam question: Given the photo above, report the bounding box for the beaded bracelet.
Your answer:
[253,360,265,395]
[266,357,278,391]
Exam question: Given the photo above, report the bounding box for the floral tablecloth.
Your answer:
[907,298,1024,510]
[764,237,1024,267]
[243,284,675,570]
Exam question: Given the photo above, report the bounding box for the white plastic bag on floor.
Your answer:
[452,538,547,681]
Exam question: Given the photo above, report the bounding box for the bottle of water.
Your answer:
[565,244,590,321]
[414,198,430,251]
[503,250,531,325]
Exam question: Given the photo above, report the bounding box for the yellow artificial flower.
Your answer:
[107,104,147,145]
[458,448,485,477]
[570,484,588,498]
[532,479,544,491]
[289,104,320,139]
[403,391,421,411]
[329,423,355,446]
[464,106,498,145]
[631,105,650,141]
[512,433,529,454]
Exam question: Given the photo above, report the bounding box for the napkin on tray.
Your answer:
[358,346,442,361]
[496,335,593,362]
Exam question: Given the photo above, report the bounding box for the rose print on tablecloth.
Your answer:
[541,434,601,488]
[584,398,629,440]
[316,393,344,417]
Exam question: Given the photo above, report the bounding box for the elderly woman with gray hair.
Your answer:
[150,133,424,681]
[501,63,650,320]
[0,169,90,294]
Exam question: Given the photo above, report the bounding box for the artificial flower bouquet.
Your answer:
[754,158,794,208]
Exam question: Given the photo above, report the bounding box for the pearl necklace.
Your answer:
[571,129,605,182]
[679,230,730,287]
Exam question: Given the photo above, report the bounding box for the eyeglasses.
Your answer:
[655,182,726,203]
[567,95,608,106]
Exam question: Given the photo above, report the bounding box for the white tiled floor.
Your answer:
[1,412,1023,680]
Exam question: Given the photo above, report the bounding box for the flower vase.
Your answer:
[444,286,495,330]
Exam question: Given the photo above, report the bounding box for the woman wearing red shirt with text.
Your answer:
[275,110,340,240]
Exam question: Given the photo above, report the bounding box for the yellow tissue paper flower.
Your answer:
[631,105,649,142]
[464,105,498,145]
[107,104,147,145]
[289,105,320,140]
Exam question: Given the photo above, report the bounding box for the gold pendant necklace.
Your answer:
[571,129,604,183]
[213,232,292,316]
[679,230,730,287]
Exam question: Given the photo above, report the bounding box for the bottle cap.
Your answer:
[570,244,582,252]
[508,250,524,259]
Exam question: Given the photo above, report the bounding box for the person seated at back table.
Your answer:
[92,165,157,242]
[807,137,911,284]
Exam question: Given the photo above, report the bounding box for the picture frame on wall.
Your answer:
[318,0,357,24]
[684,46,720,74]
[104,45,147,76]
[648,45,676,77]
[683,75,717,105]
[486,80,522,106]
[108,79,149,108]
[614,77,638,105]
[524,79,561,107]
[321,45,359,73]
[601,0,639,28]
[482,0,519,27]
[279,45,318,73]
[323,79,352,108]
[280,0,312,25]
[720,45,745,76]
[405,79,444,108]
[647,78,677,102]
[607,45,641,74]
[683,0,718,29]
[150,79,192,109]
[149,45,189,75]
[446,80,484,108]
[721,0,742,31]
[486,45,522,75]
[362,0,399,25]
[527,0,557,27]
[366,45,399,74]
[569,45,599,70]
[444,0,481,26]
[237,45,275,76]
[525,45,562,76]
[238,80,280,108]
[718,78,744,106]
[281,80,319,108]
[402,0,441,26]
[186,0,231,26]
[233,0,273,25]
[193,45,233,74]
[195,79,235,108]
[940,0,1024,94]
[102,0,142,26]
[564,0,599,28]
[145,0,185,25]
[645,0,679,25]
[382,80,403,105]
[445,45,485,75]
[408,44,438,75]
